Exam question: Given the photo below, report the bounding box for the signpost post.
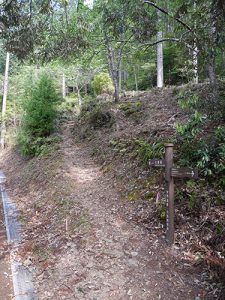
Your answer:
[165,144,175,244]
[149,143,198,245]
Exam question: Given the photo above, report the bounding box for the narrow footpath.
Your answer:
[36,123,204,300]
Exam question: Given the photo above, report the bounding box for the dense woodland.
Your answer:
[0,0,225,299]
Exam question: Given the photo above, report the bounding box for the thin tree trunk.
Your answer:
[1,52,10,149]
[192,2,198,84]
[118,48,124,94]
[106,43,119,102]
[76,0,80,12]
[119,68,122,93]
[193,43,198,84]
[76,84,82,106]
[62,73,66,98]
[13,100,17,128]
[134,66,139,92]
[117,49,123,98]
[157,10,164,88]
[113,76,120,103]
[207,55,217,86]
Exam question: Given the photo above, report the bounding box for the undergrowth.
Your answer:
[80,98,114,129]
[19,74,60,156]
[176,88,225,186]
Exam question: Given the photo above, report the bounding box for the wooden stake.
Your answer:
[165,143,174,244]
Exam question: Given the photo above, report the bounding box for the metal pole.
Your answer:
[165,143,175,244]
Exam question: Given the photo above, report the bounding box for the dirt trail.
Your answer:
[35,123,204,300]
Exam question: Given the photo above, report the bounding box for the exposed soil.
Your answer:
[0,255,13,300]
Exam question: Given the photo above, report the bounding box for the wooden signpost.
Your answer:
[149,143,198,245]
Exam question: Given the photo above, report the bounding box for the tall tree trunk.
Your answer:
[1,52,10,149]
[157,10,164,88]
[113,75,120,103]
[192,2,198,84]
[106,43,120,103]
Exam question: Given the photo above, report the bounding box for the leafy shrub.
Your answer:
[18,134,61,156]
[176,117,225,177]
[91,72,114,95]
[19,74,60,156]
[177,86,225,121]
[176,87,225,178]
[57,96,78,113]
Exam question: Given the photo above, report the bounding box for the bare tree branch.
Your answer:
[143,1,194,34]
[141,37,193,52]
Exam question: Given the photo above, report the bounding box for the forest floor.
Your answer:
[0,88,224,299]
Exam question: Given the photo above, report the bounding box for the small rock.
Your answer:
[127,289,132,296]
[127,259,138,267]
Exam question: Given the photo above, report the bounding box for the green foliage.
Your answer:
[91,72,114,95]
[134,139,164,167]
[158,202,166,221]
[177,86,225,121]
[109,137,165,168]
[175,110,205,138]
[18,134,61,157]
[176,88,225,178]
[176,116,225,177]
[57,96,79,115]
[182,180,202,210]
[163,44,188,85]
[19,74,60,156]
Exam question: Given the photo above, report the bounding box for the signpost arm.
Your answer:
[165,143,175,244]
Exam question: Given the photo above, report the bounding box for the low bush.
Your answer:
[19,74,60,156]
[91,72,114,95]
[177,84,225,121]
[176,114,225,178]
